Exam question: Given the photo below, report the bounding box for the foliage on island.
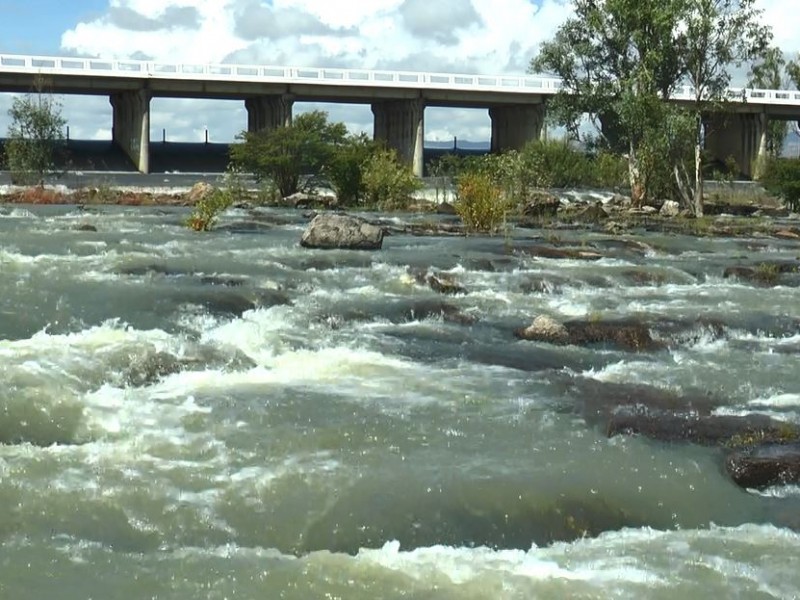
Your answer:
[530,0,780,217]
[2,76,66,185]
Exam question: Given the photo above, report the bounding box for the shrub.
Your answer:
[521,139,591,189]
[187,188,234,231]
[4,76,66,185]
[455,171,509,233]
[325,133,376,206]
[591,151,628,189]
[229,110,346,198]
[761,158,800,212]
[361,148,423,210]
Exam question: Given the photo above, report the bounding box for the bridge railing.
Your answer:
[0,53,564,95]
[2,54,800,105]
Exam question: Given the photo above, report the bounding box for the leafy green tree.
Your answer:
[530,0,686,204]
[748,46,788,159]
[230,110,346,198]
[4,76,66,185]
[361,148,422,210]
[787,56,800,142]
[323,132,377,206]
[675,0,772,216]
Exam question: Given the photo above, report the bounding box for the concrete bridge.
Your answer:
[2,53,800,178]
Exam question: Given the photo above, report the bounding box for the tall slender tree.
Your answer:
[747,46,788,159]
[673,0,772,216]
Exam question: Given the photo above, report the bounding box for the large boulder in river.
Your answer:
[726,443,800,489]
[516,316,660,352]
[300,214,384,250]
[516,315,569,344]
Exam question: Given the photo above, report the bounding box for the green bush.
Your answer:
[187,188,234,231]
[521,139,592,188]
[230,110,346,198]
[761,158,800,212]
[5,77,66,185]
[362,148,423,210]
[324,133,376,206]
[455,171,509,233]
[591,151,628,189]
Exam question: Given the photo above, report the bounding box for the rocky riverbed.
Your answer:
[1,199,800,598]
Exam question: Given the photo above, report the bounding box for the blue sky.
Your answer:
[0,1,107,55]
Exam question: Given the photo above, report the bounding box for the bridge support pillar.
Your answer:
[704,112,768,180]
[490,104,545,153]
[372,99,425,177]
[246,95,294,133]
[111,89,150,174]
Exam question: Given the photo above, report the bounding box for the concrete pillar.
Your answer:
[110,89,150,173]
[490,104,545,153]
[703,111,768,180]
[245,95,294,133]
[372,99,425,177]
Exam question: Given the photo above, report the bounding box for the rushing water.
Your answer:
[1,203,800,599]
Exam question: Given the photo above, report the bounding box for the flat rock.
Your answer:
[301,214,384,250]
[516,245,604,261]
[607,411,800,447]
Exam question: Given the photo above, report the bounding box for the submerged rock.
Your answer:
[124,351,183,387]
[607,411,800,447]
[726,443,800,489]
[412,269,467,295]
[73,223,98,232]
[516,245,604,261]
[123,346,256,387]
[300,213,384,250]
[723,261,799,287]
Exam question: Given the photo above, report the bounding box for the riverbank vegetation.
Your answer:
[531,0,800,219]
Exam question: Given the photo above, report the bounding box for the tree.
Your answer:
[747,46,788,159]
[530,0,687,204]
[787,56,800,144]
[4,76,66,185]
[674,0,772,216]
[230,110,347,198]
[323,132,377,206]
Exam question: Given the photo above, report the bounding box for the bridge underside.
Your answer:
[704,112,767,180]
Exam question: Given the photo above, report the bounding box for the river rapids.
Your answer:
[1,203,799,599]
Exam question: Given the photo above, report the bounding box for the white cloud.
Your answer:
[51,0,576,144]
[2,1,795,148]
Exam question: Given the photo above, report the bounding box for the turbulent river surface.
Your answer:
[1,203,800,599]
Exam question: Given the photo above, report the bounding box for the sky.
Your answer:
[0,0,798,145]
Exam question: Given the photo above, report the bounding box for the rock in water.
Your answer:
[726,443,800,489]
[300,214,384,250]
[515,315,569,344]
[186,181,215,204]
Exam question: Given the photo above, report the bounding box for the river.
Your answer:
[1,203,799,599]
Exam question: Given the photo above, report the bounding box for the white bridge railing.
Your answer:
[0,53,563,95]
[2,53,800,106]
